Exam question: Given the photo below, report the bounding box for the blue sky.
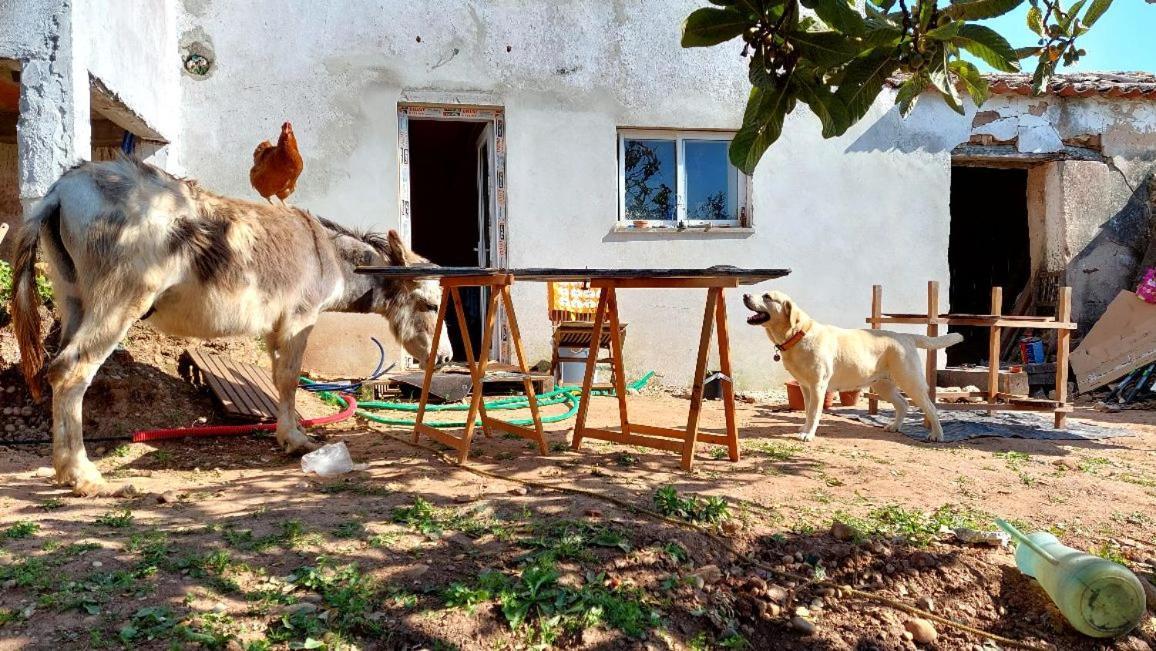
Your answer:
[977,2,1156,73]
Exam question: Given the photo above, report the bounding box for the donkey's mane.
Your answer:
[314,216,392,256]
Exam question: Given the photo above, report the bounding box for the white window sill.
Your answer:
[610,224,754,235]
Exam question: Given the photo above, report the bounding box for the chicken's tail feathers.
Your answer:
[253,140,272,161]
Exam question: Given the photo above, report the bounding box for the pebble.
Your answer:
[1052,458,1079,471]
[903,618,938,645]
[694,564,723,584]
[452,494,478,504]
[91,561,103,568]
[915,596,936,613]
[790,616,815,635]
[794,606,810,618]
[781,554,794,565]
[830,520,857,541]
[766,603,781,618]
[156,491,178,504]
[507,487,528,496]
[745,576,768,594]
[765,585,789,603]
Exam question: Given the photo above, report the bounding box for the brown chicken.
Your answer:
[250,121,304,204]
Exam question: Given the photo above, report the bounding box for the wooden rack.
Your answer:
[867,281,1075,428]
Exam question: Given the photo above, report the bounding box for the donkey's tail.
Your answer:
[12,190,58,400]
[911,332,965,350]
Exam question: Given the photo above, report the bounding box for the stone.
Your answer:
[453,494,478,504]
[721,520,743,536]
[507,487,528,496]
[1052,458,1079,471]
[156,491,179,504]
[915,596,936,613]
[790,616,815,635]
[694,564,723,584]
[830,520,858,541]
[903,618,938,645]
[765,585,789,603]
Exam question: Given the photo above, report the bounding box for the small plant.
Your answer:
[1079,457,1111,474]
[549,442,570,453]
[746,440,802,461]
[709,447,729,460]
[332,521,367,539]
[2,521,40,540]
[391,496,440,535]
[995,450,1030,470]
[41,498,65,511]
[615,452,639,467]
[653,486,730,525]
[1092,541,1128,565]
[95,509,135,528]
[119,606,178,644]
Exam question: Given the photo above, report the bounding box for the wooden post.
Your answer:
[451,287,492,439]
[988,286,1003,415]
[868,285,882,415]
[714,291,740,462]
[1054,286,1072,429]
[605,288,631,437]
[455,288,501,463]
[501,284,547,454]
[413,287,450,442]
[925,281,940,427]
[572,288,610,450]
[682,287,720,471]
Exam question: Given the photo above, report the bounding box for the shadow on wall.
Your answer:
[1068,167,1154,330]
[843,100,970,155]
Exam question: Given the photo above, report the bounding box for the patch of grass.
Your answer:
[709,447,729,460]
[523,520,630,563]
[119,606,178,644]
[745,440,802,461]
[2,521,40,540]
[995,450,1030,469]
[94,509,134,528]
[549,442,570,453]
[835,504,989,546]
[1019,472,1038,486]
[391,496,513,540]
[1092,541,1128,565]
[653,486,729,525]
[662,542,690,564]
[41,498,65,511]
[332,521,367,540]
[1118,472,1156,488]
[1079,457,1111,474]
[615,452,639,467]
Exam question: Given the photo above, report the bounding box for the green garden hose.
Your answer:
[302,371,654,429]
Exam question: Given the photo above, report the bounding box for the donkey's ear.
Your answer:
[386,229,408,267]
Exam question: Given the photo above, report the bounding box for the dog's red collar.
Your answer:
[774,328,807,361]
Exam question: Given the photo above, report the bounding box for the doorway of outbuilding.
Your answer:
[947,165,1032,365]
[1,60,19,262]
[407,118,492,362]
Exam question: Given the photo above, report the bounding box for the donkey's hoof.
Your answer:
[281,432,320,456]
[72,478,134,498]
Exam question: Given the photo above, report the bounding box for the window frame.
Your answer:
[617,129,750,229]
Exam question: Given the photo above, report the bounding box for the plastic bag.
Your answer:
[300,441,367,476]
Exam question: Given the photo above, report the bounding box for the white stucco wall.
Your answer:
[85,0,183,145]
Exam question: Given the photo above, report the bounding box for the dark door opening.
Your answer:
[947,166,1032,365]
[408,118,491,362]
[1,62,20,263]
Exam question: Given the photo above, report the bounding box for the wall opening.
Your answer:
[1,60,19,262]
[408,118,490,362]
[947,165,1033,365]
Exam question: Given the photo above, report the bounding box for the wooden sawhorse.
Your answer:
[413,274,548,463]
[571,278,740,470]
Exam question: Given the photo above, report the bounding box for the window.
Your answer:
[618,130,749,227]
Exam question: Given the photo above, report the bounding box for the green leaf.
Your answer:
[834,51,899,122]
[748,52,776,88]
[788,30,865,68]
[796,80,851,138]
[949,59,991,106]
[1027,5,1044,33]
[681,7,751,47]
[1014,46,1042,59]
[1060,0,1087,34]
[802,0,867,35]
[952,24,1020,72]
[861,22,904,48]
[925,21,963,40]
[945,0,1025,21]
[732,84,794,173]
[1030,57,1056,95]
[929,53,964,115]
[895,73,928,118]
[1083,0,1113,26]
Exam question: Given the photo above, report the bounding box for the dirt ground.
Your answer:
[1,323,1155,650]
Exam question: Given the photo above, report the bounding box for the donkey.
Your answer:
[10,156,452,496]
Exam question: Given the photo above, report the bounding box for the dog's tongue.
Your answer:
[747,312,767,324]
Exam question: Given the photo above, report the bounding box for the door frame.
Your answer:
[397,103,509,363]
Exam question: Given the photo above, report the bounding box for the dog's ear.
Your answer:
[784,297,802,333]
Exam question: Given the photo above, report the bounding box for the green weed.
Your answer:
[653,486,730,525]
[2,521,39,540]
[94,509,134,528]
[995,450,1029,469]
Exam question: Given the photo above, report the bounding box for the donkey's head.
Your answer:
[376,230,454,366]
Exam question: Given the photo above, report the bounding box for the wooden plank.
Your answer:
[441,274,512,287]
[500,283,547,454]
[415,422,467,452]
[926,281,939,405]
[578,427,686,453]
[714,290,740,462]
[413,287,450,441]
[630,423,686,439]
[934,402,1073,413]
[988,287,1003,416]
[866,316,1073,329]
[1054,286,1072,429]
[605,288,632,437]
[590,278,739,289]
[682,287,719,470]
[1070,290,1156,393]
[869,285,882,415]
[184,349,292,422]
[355,266,792,285]
[572,288,610,451]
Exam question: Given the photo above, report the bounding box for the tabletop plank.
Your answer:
[356,265,790,285]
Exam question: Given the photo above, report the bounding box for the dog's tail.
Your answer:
[911,332,964,350]
[11,190,58,401]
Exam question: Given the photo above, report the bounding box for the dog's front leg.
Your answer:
[798,379,827,442]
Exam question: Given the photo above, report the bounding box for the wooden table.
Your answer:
[354,267,547,463]
[515,267,790,470]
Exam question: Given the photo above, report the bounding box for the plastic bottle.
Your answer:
[997,519,1147,638]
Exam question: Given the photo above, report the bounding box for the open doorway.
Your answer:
[407,118,494,362]
[1,60,19,262]
[947,166,1032,364]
